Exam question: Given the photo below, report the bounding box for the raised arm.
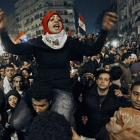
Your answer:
[0,31,35,55]
[93,12,118,51]
[0,9,34,55]
[69,12,117,59]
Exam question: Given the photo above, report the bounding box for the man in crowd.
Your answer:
[72,79,140,140]
[27,111,72,140]
[78,70,131,138]
[119,52,132,88]
[0,65,5,90]
[12,74,25,96]
[10,82,53,129]
[3,64,15,94]
[0,83,53,140]
[106,81,140,140]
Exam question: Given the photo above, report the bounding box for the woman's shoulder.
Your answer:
[66,36,79,44]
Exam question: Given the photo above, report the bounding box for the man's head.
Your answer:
[21,68,30,79]
[0,65,5,78]
[131,81,140,110]
[104,64,111,72]
[6,90,21,109]
[29,83,52,114]
[22,61,31,69]
[12,74,23,90]
[42,12,64,34]
[130,53,137,64]
[103,60,111,72]
[5,64,15,80]
[27,111,72,140]
[114,54,121,62]
[110,66,123,81]
[96,70,112,90]
[31,98,50,114]
[121,52,132,65]
[86,34,92,39]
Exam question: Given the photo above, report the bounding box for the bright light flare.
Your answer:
[111,40,120,48]
[0,39,5,55]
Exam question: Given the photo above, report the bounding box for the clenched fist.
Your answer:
[0,9,7,30]
[102,12,118,31]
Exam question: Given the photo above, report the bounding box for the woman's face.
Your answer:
[48,15,63,34]
[96,73,111,90]
[22,70,29,79]
[8,95,18,108]
[13,77,23,89]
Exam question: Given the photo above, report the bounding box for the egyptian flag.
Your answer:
[14,32,28,44]
[78,15,86,34]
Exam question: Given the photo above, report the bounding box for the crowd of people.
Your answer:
[0,8,140,140]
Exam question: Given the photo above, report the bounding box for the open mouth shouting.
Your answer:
[53,24,60,30]
[47,14,63,34]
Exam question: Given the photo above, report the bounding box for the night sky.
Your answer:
[0,0,113,33]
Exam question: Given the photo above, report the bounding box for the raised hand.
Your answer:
[72,128,81,140]
[114,89,123,97]
[0,9,7,30]
[102,12,118,31]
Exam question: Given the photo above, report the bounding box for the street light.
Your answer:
[111,39,120,48]
[0,39,5,55]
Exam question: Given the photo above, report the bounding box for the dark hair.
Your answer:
[95,70,112,81]
[6,90,21,109]
[13,74,24,81]
[5,64,14,69]
[110,66,123,80]
[121,52,131,61]
[103,58,111,67]
[131,81,140,91]
[6,90,21,100]
[28,82,52,102]
[27,111,72,140]
[21,68,30,74]
[0,65,5,69]
[78,60,98,76]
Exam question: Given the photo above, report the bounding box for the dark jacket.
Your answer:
[1,30,107,92]
[0,90,7,125]
[0,90,10,140]
[81,85,131,138]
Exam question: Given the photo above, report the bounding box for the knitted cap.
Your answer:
[6,90,21,101]
[42,12,64,34]
[6,90,21,109]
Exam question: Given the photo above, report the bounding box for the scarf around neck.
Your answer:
[42,30,67,50]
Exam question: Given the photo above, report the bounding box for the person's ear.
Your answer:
[109,81,112,86]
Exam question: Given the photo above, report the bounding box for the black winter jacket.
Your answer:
[81,85,131,138]
[1,30,107,91]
